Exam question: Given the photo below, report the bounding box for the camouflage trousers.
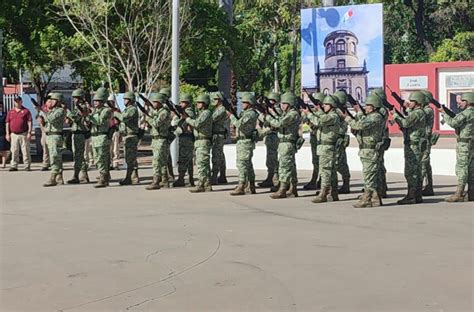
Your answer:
[195,139,212,185]
[72,133,87,172]
[178,135,194,176]
[123,135,139,170]
[236,139,255,184]
[378,149,387,191]
[92,134,111,175]
[455,141,473,186]
[278,142,297,184]
[360,152,380,193]
[421,142,432,184]
[310,133,319,175]
[336,146,350,180]
[317,145,336,188]
[46,134,64,174]
[404,143,423,189]
[264,132,279,176]
[211,134,226,176]
[151,138,169,177]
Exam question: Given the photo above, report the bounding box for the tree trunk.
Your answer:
[289,28,298,92]
[410,0,434,54]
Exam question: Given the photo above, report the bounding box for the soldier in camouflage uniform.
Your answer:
[333,91,351,194]
[210,92,228,185]
[146,93,172,190]
[420,90,436,196]
[303,92,325,190]
[66,88,90,184]
[116,91,140,186]
[258,91,280,188]
[265,92,301,199]
[369,88,390,198]
[41,93,66,187]
[344,95,385,208]
[185,94,213,193]
[172,93,196,187]
[229,92,259,195]
[393,91,427,204]
[87,87,113,188]
[442,92,474,202]
[159,87,176,183]
[304,95,341,203]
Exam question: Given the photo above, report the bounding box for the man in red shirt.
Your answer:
[6,96,32,171]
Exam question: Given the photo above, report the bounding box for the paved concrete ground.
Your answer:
[0,165,473,312]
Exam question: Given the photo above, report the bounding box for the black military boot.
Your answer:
[67,170,81,184]
[338,177,350,194]
[210,170,219,185]
[303,169,318,190]
[397,187,416,205]
[119,168,133,185]
[131,169,140,185]
[258,171,274,188]
[422,176,435,196]
[173,173,186,187]
[468,183,474,201]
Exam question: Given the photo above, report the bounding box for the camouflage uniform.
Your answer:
[88,88,113,188]
[211,93,228,184]
[116,91,140,186]
[333,91,351,193]
[42,93,66,187]
[258,92,281,188]
[420,90,436,196]
[66,89,90,184]
[303,92,325,190]
[146,93,172,190]
[346,95,385,208]
[307,95,341,203]
[172,93,195,187]
[187,94,213,192]
[265,92,301,199]
[393,91,427,204]
[443,92,474,202]
[159,88,175,183]
[229,92,259,195]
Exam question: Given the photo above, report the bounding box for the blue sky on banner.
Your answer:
[300,4,383,89]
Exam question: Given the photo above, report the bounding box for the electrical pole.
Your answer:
[218,0,232,99]
[0,29,3,102]
[170,0,180,166]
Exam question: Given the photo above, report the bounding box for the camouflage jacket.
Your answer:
[211,105,228,135]
[147,107,171,137]
[66,103,89,132]
[231,108,258,141]
[42,106,66,133]
[265,108,300,143]
[308,109,340,145]
[187,109,213,140]
[443,106,474,141]
[346,111,384,151]
[423,105,434,138]
[172,106,195,136]
[88,106,112,134]
[117,105,139,136]
[394,107,426,145]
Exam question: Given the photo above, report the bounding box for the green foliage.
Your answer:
[429,32,474,62]
[180,83,207,102]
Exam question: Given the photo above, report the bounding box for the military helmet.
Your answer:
[280,92,296,107]
[195,94,210,106]
[267,92,280,102]
[420,90,433,106]
[107,94,116,102]
[49,92,63,102]
[312,92,325,104]
[71,88,84,98]
[159,87,171,98]
[370,88,386,100]
[211,91,224,101]
[93,87,109,101]
[333,90,348,105]
[123,91,135,101]
[150,92,166,103]
[365,94,381,108]
[180,93,192,104]
[323,95,338,108]
[240,92,256,105]
[461,92,474,104]
[408,91,425,105]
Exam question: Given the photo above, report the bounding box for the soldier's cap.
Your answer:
[312,92,325,103]
[159,87,171,98]
[212,91,224,100]
[267,92,280,102]
[408,91,425,105]
[180,93,193,103]
[461,92,474,104]
[123,91,135,101]
[195,94,210,105]
[107,94,116,102]
[280,92,296,107]
[364,94,381,108]
[240,92,256,105]
[333,90,348,105]
[49,92,64,102]
[72,88,84,98]
[150,92,166,103]
[370,88,386,100]
[420,90,433,105]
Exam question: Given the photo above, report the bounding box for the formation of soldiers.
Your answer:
[38,87,474,207]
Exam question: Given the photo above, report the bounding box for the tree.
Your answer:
[429,31,474,62]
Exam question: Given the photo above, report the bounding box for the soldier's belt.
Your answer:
[152,135,168,140]
[179,133,194,138]
[457,138,472,143]
[319,140,337,146]
[213,131,226,135]
[195,137,212,141]
[359,143,377,149]
[72,131,89,135]
[91,132,108,136]
[46,131,63,135]
[279,138,297,144]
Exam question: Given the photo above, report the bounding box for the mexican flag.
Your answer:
[343,9,353,23]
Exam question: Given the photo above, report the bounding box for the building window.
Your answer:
[355,87,362,101]
[337,60,346,69]
[336,40,346,53]
[323,88,329,95]
[326,43,333,55]
[337,79,347,89]
[351,42,356,54]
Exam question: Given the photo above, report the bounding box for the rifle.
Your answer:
[27,94,43,112]
[262,96,281,117]
[255,97,276,119]
[136,100,151,117]
[386,85,407,115]
[430,98,456,118]
[347,94,366,115]
[296,96,316,115]
[222,96,239,119]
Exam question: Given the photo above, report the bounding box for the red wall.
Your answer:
[384,61,474,135]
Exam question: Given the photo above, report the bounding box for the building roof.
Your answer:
[324,30,359,46]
